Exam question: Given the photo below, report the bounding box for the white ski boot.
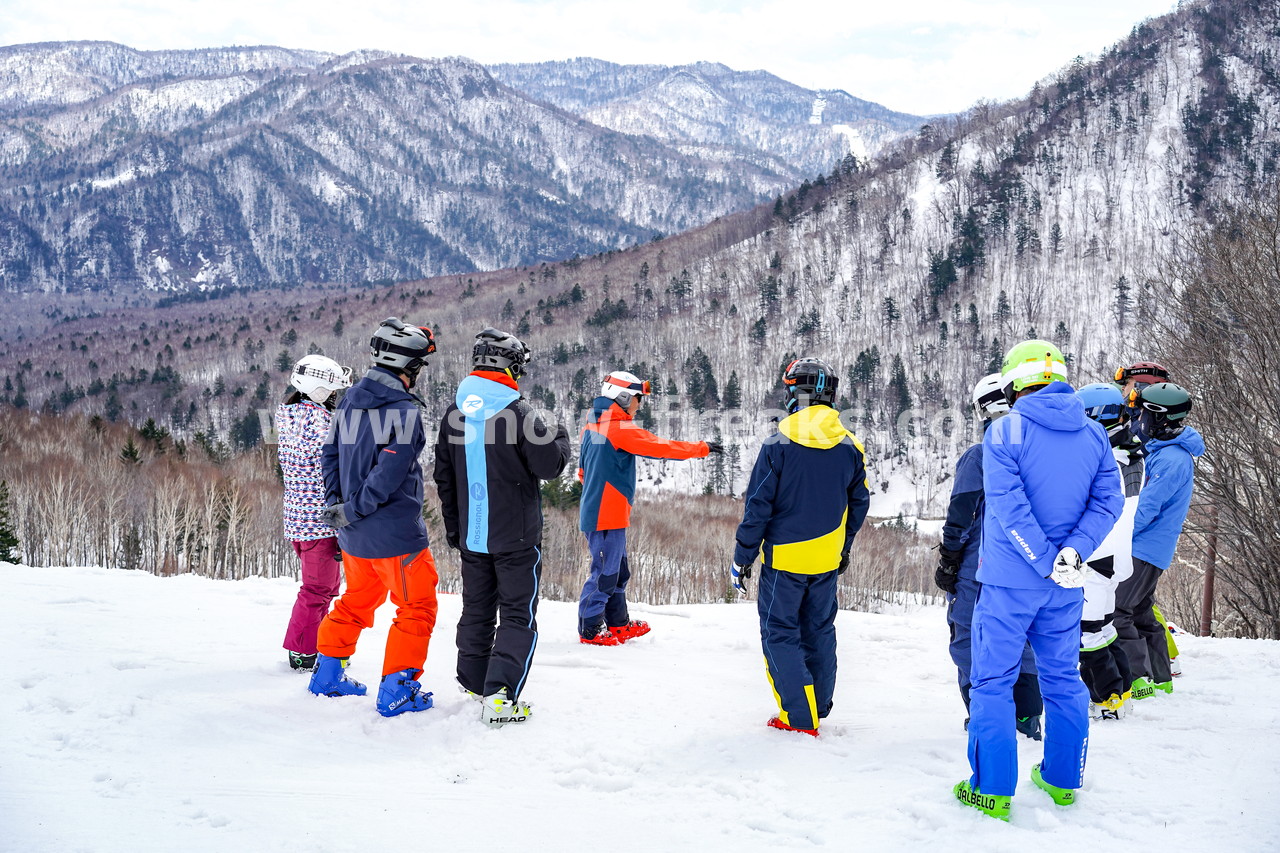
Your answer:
[480,688,531,727]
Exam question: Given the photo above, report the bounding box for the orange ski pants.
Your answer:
[317,547,440,678]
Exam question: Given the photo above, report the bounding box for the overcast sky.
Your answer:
[3,0,1180,115]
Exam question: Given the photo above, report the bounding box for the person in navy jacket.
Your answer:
[309,318,440,718]
[732,357,870,736]
[433,328,571,726]
[937,373,1042,739]
[955,341,1122,821]
[1114,382,1202,697]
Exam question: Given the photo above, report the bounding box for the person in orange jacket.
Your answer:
[576,371,722,645]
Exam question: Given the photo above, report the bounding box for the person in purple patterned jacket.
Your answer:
[278,354,352,671]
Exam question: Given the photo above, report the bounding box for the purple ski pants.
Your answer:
[282,537,342,654]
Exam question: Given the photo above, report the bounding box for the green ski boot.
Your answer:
[1031,763,1076,806]
[954,780,1011,821]
[1130,676,1156,700]
[1154,680,1173,694]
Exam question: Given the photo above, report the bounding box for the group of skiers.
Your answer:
[272,318,1203,818]
[939,346,1201,820]
[274,318,720,725]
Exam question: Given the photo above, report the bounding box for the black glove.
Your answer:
[322,504,351,530]
[935,544,961,595]
[705,441,725,455]
[837,551,850,576]
[446,532,460,551]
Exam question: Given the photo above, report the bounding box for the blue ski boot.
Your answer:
[376,669,434,717]
[308,654,367,697]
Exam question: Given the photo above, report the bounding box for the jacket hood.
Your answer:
[344,366,412,409]
[779,405,849,449]
[1011,381,1088,432]
[456,374,520,420]
[1147,425,1206,458]
[588,396,630,424]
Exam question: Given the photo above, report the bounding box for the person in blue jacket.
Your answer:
[732,357,870,737]
[309,318,440,717]
[1114,382,1202,698]
[433,328,571,726]
[937,373,1042,740]
[954,340,1122,821]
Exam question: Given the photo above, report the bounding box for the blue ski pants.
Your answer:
[948,574,1042,717]
[578,528,631,637]
[968,584,1089,796]
[758,565,838,731]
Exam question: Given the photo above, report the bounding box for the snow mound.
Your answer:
[3,564,1278,851]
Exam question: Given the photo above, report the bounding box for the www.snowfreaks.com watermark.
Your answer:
[258,401,1025,454]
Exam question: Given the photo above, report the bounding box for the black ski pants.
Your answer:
[1113,558,1172,684]
[456,545,541,700]
[1079,642,1132,703]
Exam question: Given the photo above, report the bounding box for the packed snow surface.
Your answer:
[4,564,1279,852]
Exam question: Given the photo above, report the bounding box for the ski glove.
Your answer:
[1048,546,1086,589]
[935,545,961,595]
[731,563,752,594]
[322,503,351,530]
[837,551,850,576]
[705,441,725,455]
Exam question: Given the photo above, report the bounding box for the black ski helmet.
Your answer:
[782,357,838,412]
[472,328,531,380]
[1134,382,1192,441]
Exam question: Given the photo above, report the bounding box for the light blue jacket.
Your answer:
[1132,426,1205,570]
[978,382,1124,589]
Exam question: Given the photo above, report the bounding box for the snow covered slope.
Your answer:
[4,564,1278,851]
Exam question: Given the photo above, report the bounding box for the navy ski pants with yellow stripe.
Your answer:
[758,565,838,730]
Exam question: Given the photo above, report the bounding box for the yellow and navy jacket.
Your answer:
[733,405,870,573]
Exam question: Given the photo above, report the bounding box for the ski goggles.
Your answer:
[605,375,651,395]
[1114,363,1169,384]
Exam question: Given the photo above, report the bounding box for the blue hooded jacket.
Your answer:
[322,366,430,560]
[978,382,1123,589]
[1132,426,1204,570]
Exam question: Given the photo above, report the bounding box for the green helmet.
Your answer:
[1001,339,1067,402]
[1134,382,1192,441]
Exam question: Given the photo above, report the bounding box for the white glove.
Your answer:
[731,563,752,595]
[1048,547,1086,588]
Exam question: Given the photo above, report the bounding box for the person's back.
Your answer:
[1132,424,1204,571]
[957,341,1122,822]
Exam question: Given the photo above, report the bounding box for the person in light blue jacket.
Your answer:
[1114,382,1202,697]
[955,341,1123,822]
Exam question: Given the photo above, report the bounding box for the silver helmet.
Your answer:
[370,317,436,373]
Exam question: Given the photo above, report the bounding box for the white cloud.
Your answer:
[1,0,1179,114]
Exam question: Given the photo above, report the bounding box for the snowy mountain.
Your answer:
[0,43,908,294]
[491,58,925,176]
[6,563,1278,850]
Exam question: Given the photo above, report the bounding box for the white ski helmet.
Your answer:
[601,370,651,407]
[291,354,352,404]
[971,372,1010,421]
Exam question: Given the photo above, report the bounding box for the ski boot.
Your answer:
[376,669,433,717]
[1169,656,1182,677]
[480,688,531,727]
[458,681,483,702]
[288,651,317,672]
[579,626,623,646]
[1091,691,1131,720]
[608,620,651,642]
[953,780,1010,821]
[1154,680,1173,695]
[767,716,818,738]
[1016,714,1043,741]
[1130,676,1156,700]
[308,655,367,697]
[1031,763,1076,805]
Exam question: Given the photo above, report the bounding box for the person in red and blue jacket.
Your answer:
[278,354,352,673]
[576,370,720,645]
[310,318,440,718]
[956,340,1122,821]
[433,328,571,725]
[731,357,870,736]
